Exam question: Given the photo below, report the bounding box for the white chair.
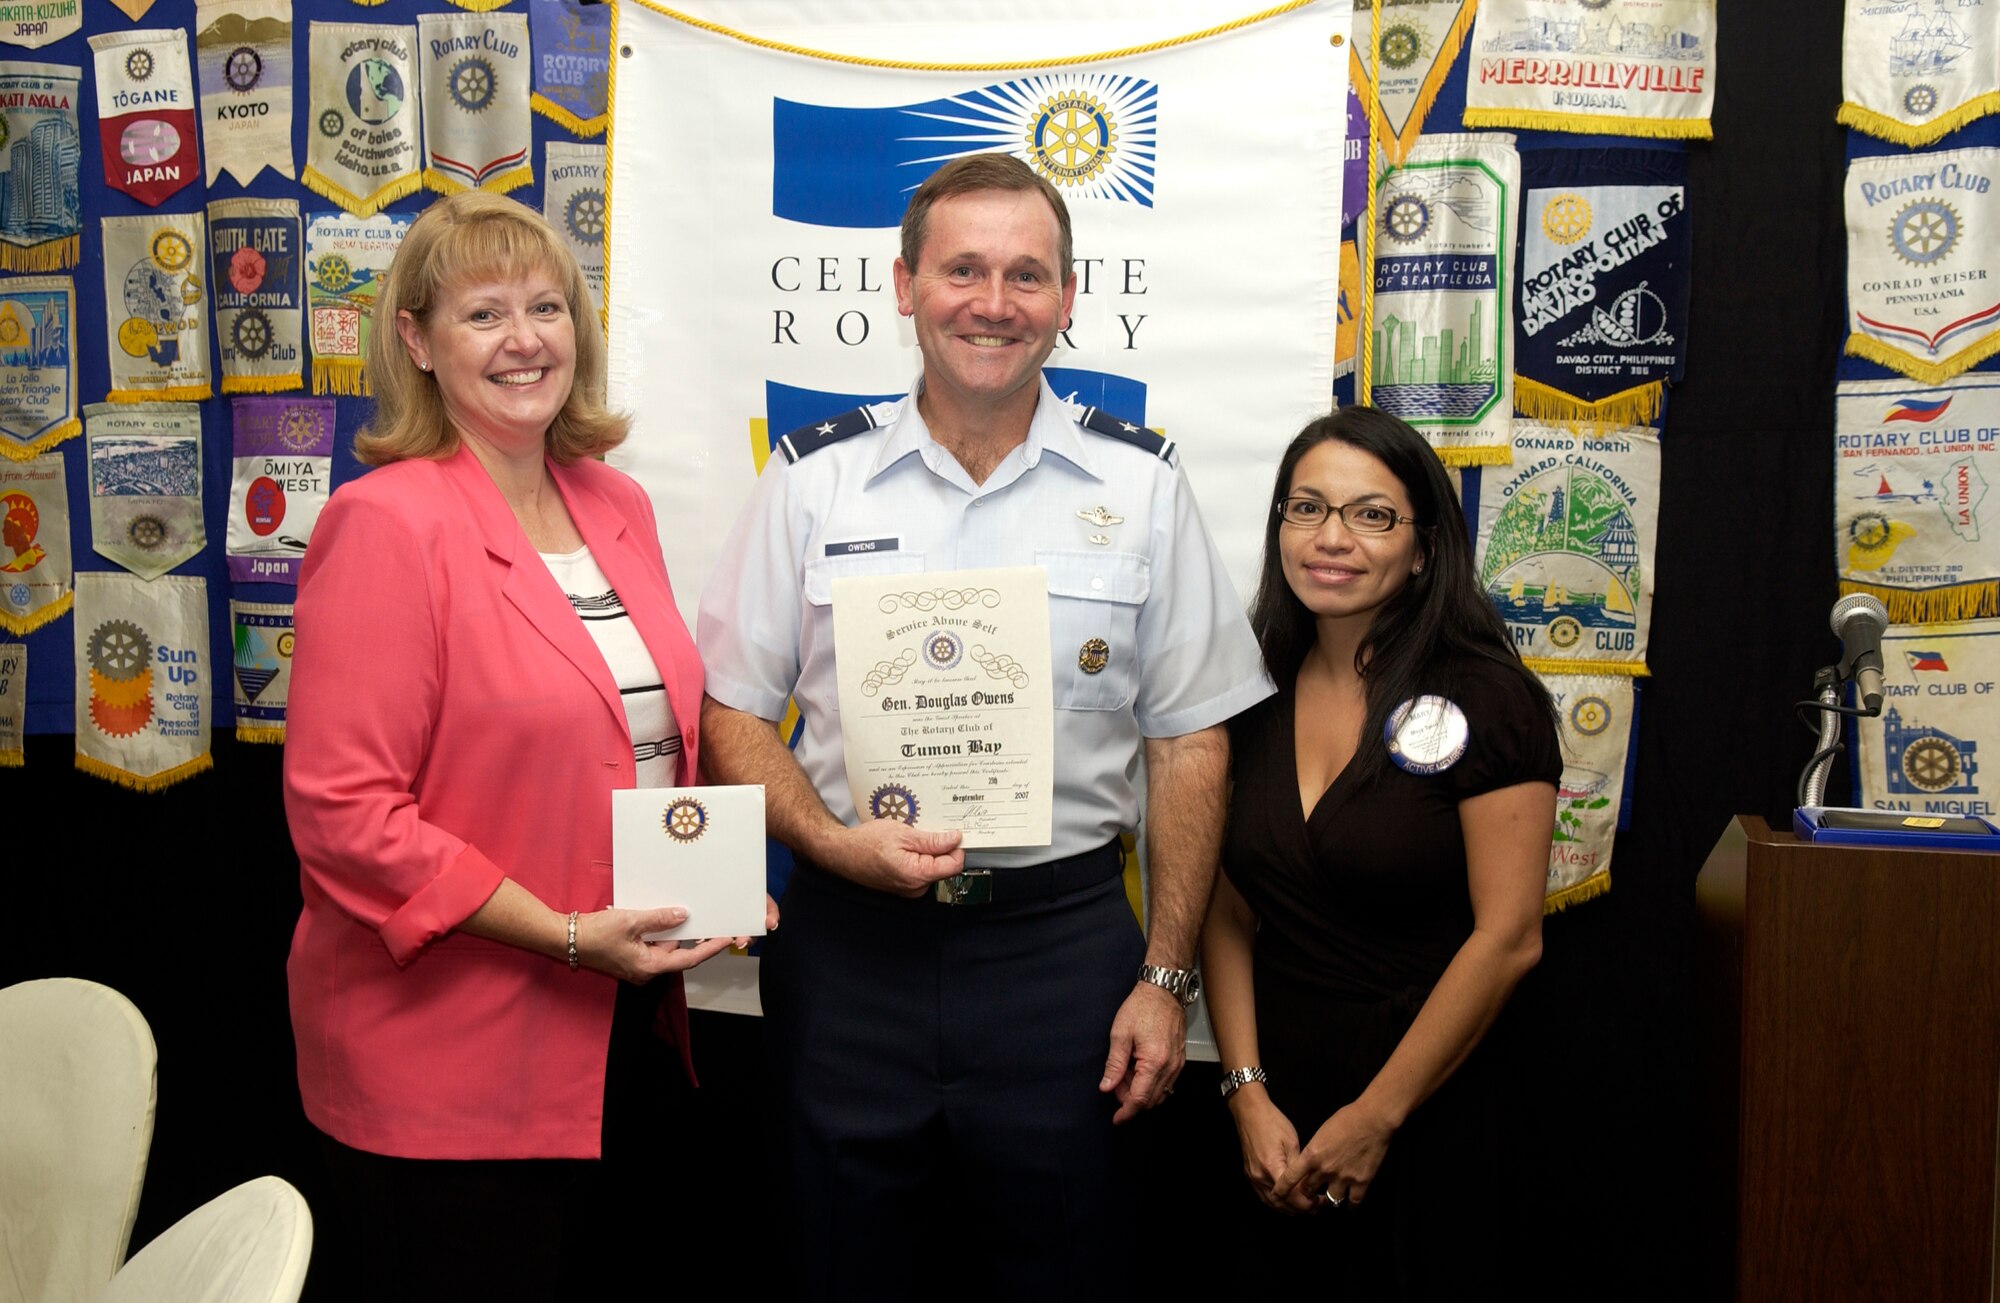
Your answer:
[0,977,157,1303]
[95,1176,312,1303]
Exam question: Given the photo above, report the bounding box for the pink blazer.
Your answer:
[284,447,703,1160]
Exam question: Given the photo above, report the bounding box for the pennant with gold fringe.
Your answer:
[1349,0,1475,165]
[88,28,201,207]
[195,0,297,187]
[210,197,303,394]
[443,0,512,11]
[0,277,77,461]
[1474,422,1658,674]
[227,395,331,584]
[101,213,211,403]
[420,10,533,196]
[1839,0,1998,148]
[85,401,204,579]
[1515,146,1688,433]
[529,0,610,136]
[1370,132,1518,466]
[1536,670,1631,912]
[0,63,82,272]
[1462,0,1714,139]
[1835,375,2000,626]
[0,642,21,766]
[545,143,605,313]
[73,570,211,791]
[301,21,420,216]
[1845,147,2000,385]
[1856,619,2000,817]
[231,599,291,743]
[306,208,409,396]
[0,452,70,634]
[2,0,78,46]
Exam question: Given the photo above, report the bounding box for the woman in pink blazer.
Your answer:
[284,192,764,1301]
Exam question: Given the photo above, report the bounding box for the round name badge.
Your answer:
[1383,695,1469,774]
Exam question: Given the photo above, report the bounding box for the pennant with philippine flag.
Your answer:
[1856,619,2000,819]
[1835,375,2000,623]
[1844,147,2000,384]
[604,0,1353,617]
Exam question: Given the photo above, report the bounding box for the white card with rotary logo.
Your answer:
[613,784,768,942]
[830,564,1054,850]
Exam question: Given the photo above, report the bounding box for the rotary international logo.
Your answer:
[663,796,708,842]
[1027,91,1117,187]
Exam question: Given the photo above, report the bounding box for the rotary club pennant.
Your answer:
[1836,375,2000,624]
[528,0,610,137]
[85,401,203,579]
[1856,620,2000,820]
[1350,0,1476,163]
[0,275,75,459]
[0,63,83,271]
[1515,148,1690,432]
[209,197,303,393]
[306,208,409,395]
[0,451,68,633]
[302,22,420,216]
[73,570,210,790]
[226,395,331,584]
[88,29,199,207]
[1,0,78,47]
[1369,133,1518,465]
[230,598,290,742]
[1840,0,1998,147]
[105,0,156,18]
[0,641,21,766]
[420,11,532,196]
[1536,670,1632,912]
[1462,0,1715,139]
[195,0,296,187]
[102,213,211,402]
[545,142,604,312]
[1845,147,2000,384]
[1474,423,1660,674]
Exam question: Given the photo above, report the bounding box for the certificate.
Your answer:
[612,784,769,941]
[830,565,1054,849]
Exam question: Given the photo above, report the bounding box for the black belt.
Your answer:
[928,840,1124,906]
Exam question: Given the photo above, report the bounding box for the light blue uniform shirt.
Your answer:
[698,375,1275,869]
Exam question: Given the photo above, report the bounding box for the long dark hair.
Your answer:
[1247,407,1549,785]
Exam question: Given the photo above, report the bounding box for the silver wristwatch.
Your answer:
[1137,963,1201,1007]
[1218,1066,1268,1099]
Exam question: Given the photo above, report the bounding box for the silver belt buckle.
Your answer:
[933,869,993,905]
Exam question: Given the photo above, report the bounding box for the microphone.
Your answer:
[1830,593,1889,716]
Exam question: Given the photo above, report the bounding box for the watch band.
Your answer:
[1137,963,1201,1007]
[1218,1066,1268,1099]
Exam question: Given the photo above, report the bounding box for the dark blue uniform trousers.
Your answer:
[761,857,1148,1302]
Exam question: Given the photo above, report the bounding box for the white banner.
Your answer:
[1461,0,1715,138]
[1856,620,2000,822]
[605,0,1351,618]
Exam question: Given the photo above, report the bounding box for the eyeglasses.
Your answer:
[1275,497,1417,533]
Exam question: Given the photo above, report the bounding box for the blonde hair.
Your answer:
[354,191,626,466]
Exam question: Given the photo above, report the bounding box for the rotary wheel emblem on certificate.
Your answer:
[869,783,919,825]
[663,797,708,842]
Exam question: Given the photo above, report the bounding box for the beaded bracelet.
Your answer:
[566,911,580,971]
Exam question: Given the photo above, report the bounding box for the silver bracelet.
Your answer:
[1219,1066,1268,1099]
[566,911,580,971]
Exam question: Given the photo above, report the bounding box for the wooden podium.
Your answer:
[1697,815,2000,1301]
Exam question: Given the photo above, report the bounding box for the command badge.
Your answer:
[1079,637,1110,674]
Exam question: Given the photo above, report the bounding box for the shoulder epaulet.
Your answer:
[1076,406,1176,464]
[775,405,885,464]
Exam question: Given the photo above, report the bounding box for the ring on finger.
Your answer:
[1321,1188,1345,1208]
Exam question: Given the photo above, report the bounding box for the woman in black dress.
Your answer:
[1202,408,1559,1298]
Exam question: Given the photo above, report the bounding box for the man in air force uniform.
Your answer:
[698,153,1272,1299]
